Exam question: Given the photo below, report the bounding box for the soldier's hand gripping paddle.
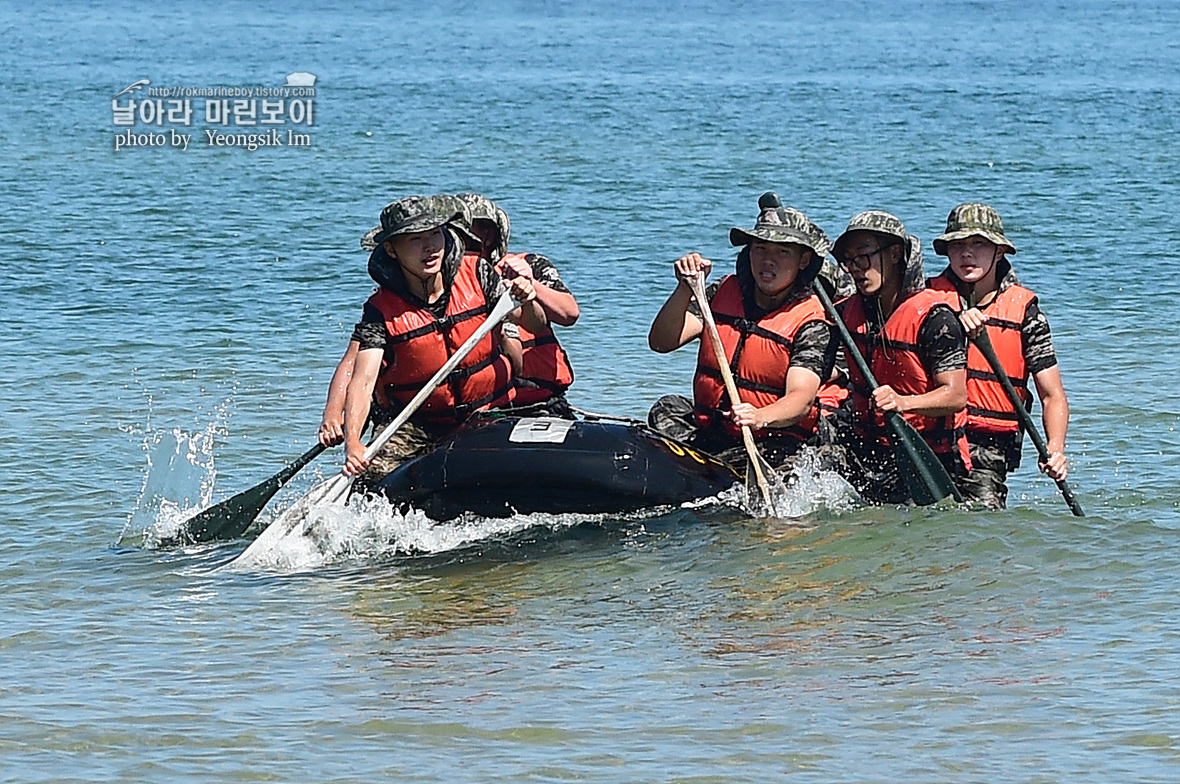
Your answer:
[225,291,518,569]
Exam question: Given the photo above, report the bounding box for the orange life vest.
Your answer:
[691,275,826,443]
[839,290,971,468]
[816,377,850,418]
[368,252,513,424]
[928,273,1035,434]
[500,252,575,404]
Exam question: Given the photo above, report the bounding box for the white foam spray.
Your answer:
[120,425,220,547]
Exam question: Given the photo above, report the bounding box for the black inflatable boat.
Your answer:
[371,414,740,521]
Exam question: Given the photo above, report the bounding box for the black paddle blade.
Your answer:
[174,443,326,544]
[180,480,283,543]
[885,412,962,506]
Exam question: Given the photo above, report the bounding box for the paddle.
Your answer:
[226,290,518,568]
[175,442,327,544]
[812,282,963,505]
[969,327,1085,517]
[686,272,776,513]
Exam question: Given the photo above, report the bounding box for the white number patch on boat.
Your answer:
[509,417,576,444]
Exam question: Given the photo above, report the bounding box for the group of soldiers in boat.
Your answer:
[316,192,1070,510]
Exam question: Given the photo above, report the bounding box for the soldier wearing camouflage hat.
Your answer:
[927,202,1071,508]
[828,210,971,504]
[646,193,837,470]
[453,193,580,412]
[332,194,549,484]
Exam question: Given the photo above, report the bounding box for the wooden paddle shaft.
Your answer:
[687,273,774,510]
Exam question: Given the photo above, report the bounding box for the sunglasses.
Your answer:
[838,242,898,271]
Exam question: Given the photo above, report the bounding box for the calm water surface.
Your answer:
[2,1,1179,781]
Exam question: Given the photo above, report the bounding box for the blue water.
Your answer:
[3,0,1180,781]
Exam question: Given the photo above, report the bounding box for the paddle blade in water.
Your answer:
[180,482,280,544]
[744,453,779,516]
[224,472,353,570]
[885,412,962,505]
[174,443,327,545]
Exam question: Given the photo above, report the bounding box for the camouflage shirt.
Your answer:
[916,305,969,376]
[1020,300,1057,375]
[519,253,571,294]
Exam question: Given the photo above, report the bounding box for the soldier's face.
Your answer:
[386,228,446,280]
[470,219,501,261]
[947,236,999,285]
[749,241,805,296]
[842,232,891,296]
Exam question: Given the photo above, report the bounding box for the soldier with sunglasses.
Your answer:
[828,211,971,504]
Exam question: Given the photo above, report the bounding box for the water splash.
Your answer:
[718,447,862,520]
[119,425,220,547]
[219,449,859,574]
[222,491,687,573]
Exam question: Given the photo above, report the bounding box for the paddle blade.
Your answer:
[884,412,962,506]
[174,443,326,545]
[180,481,283,544]
[743,451,778,516]
[223,472,353,571]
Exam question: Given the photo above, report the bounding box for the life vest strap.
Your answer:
[986,317,1022,332]
[967,405,1020,422]
[696,365,782,397]
[385,304,488,346]
[452,383,512,418]
[968,367,1030,388]
[521,333,559,349]
[714,313,796,351]
[383,351,500,392]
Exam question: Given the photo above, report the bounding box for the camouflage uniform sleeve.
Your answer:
[525,254,571,294]
[351,301,389,352]
[917,304,968,376]
[478,258,508,304]
[789,320,837,380]
[685,280,724,320]
[1022,298,1058,374]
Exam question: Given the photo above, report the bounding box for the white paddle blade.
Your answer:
[221,291,519,572]
[222,472,353,571]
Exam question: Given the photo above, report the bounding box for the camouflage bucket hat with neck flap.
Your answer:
[730,193,830,259]
[453,192,511,260]
[831,210,909,263]
[932,202,1016,256]
[360,194,466,252]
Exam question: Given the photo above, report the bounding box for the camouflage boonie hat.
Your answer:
[454,192,511,259]
[360,194,466,251]
[730,198,828,258]
[831,210,908,262]
[933,202,1016,256]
